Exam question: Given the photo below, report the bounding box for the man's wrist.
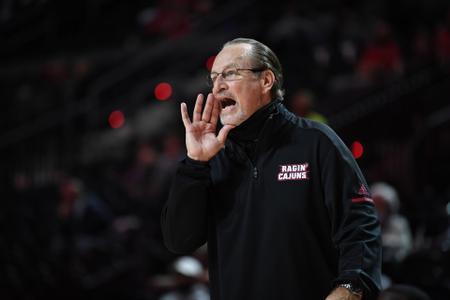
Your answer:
[338,282,363,298]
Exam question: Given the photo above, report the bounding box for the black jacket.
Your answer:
[161,101,381,300]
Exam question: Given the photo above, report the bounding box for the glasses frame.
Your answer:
[207,67,267,87]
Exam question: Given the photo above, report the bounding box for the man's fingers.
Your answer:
[180,102,191,128]
[193,94,204,122]
[217,125,235,145]
[201,93,214,122]
[210,94,220,127]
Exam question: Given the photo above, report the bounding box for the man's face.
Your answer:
[211,44,271,126]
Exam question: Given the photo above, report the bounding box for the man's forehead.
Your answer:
[211,44,253,72]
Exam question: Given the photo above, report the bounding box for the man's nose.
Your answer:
[212,77,227,94]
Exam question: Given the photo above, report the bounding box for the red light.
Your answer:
[108,110,125,129]
[351,141,364,159]
[154,82,172,101]
[206,55,216,71]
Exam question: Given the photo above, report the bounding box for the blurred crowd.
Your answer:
[2,0,450,299]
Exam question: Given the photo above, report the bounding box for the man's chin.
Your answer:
[220,110,248,127]
[220,120,238,127]
[220,115,240,127]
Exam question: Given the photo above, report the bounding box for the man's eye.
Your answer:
[223,70,237,79]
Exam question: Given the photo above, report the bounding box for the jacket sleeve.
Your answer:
[320,135,382,299]
[160,157,210,254]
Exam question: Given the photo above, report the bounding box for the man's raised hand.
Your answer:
[181,93,235,162]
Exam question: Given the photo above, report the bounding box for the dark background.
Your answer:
[1,0,450,299]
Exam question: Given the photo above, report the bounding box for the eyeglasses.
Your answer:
[207,67,266,87]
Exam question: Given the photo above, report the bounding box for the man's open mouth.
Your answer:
[221,98,236,109]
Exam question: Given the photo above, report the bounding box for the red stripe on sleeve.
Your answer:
[351,197,374,204]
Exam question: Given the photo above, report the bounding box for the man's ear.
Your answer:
[260,69,275,95]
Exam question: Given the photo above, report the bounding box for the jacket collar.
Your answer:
[228,99,281,143]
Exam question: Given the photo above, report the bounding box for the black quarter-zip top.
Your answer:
[161,100,382,300]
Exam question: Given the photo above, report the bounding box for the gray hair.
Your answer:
[223,38,285,100]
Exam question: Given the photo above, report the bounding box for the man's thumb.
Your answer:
[217,125,235,145]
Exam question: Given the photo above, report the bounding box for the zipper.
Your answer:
[253,167,258,179]
[248,113,274,180]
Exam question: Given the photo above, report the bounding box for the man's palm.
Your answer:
[181,93,234,161]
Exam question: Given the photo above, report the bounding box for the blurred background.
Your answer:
[1,0,450,299]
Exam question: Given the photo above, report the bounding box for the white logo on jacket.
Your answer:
[277,163,309,181]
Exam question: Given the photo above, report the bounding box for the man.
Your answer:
[161,38,381,300]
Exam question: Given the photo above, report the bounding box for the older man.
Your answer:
[161,38,381,300]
